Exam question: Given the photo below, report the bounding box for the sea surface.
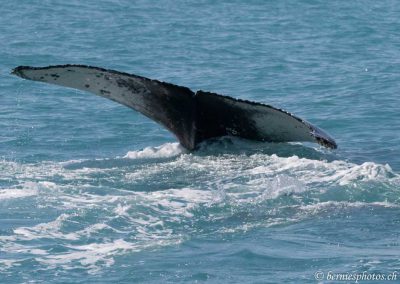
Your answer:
[1,1,399,283]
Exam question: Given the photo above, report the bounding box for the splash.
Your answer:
[123,142,186,159]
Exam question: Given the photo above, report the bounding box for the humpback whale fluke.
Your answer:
[12,64,337,150]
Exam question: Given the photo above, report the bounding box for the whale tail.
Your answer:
[12,64,337,150]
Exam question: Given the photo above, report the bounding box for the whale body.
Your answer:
[12,65,337,150]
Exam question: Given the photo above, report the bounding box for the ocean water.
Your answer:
[1,0,399,283]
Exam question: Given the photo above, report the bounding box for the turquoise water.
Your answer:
[1,1,399,283]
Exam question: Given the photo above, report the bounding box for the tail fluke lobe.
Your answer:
[195,91,337,149]
[12,65,197,149]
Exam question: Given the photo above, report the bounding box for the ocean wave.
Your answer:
[35,239,142,274]
[0,147,399,273]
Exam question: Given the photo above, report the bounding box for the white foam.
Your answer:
[0,180,60,201]
[12,213,80,241]
[298,200,400,212]
[245,154,396,187]
[114,203,131,216]
[0,188,37,200]
[0,259,21,272]
[123,142,186,159]
[148,188,214,218]
[35,239,137,274]
[0,152,398,274]
[330,162,393,185]
[258,174,308,200]
[33,236,182,274]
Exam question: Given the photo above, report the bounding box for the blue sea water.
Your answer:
[1,0,400,283]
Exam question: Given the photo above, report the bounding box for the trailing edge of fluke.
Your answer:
[12,65,337,150]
